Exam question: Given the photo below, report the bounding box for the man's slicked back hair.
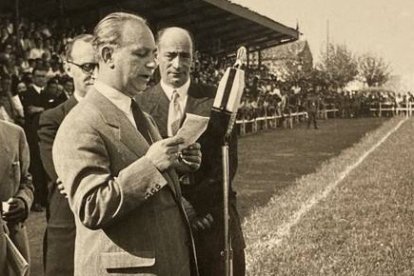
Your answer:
[93,12,147,61]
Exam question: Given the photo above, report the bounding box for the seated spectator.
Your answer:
[0,74,24,125]
[28,38,45,60]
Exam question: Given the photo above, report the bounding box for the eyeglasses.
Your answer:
[66,60,98,74]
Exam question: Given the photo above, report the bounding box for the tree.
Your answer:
[358,53,390,87]
[317,43,358,90]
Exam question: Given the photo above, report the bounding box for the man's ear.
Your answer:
[63,61,73,78]
[101,46,114,68]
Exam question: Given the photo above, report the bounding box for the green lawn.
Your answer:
[26,117,388,276]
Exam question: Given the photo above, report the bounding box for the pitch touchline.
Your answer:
[256,117,408,250]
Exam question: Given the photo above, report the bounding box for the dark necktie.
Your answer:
[131,99,152,144]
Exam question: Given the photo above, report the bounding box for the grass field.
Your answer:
[26,117,389,275]
[235,117,387,219]
[243,116,414,275]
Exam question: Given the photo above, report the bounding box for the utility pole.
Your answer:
[326,19,330,58]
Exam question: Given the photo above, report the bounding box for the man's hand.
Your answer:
[2,198,27,223]
[180,143,202,169]
[57,179,68,198]
[191,213,214,232]
[145,136,185,171]
[182,198,213,232]
[176,143,202,172]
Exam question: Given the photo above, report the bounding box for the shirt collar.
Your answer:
[32,84,43,94]
[94,80,132,114]
[161,79,190,100]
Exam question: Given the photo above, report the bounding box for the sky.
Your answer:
[233,0,414,88]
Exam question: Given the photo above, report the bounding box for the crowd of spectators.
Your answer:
[189,51,414,121]
[0,15,86,126]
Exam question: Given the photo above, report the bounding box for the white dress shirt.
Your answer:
[94,80,137,128]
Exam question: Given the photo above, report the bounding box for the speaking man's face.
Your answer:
[111,21,156,96]
[158,29,193,88]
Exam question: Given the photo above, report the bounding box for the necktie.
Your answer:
[131,99,152,144]
[169,90,183,136]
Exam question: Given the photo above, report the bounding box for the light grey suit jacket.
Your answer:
[0,119,34,267]
[52,88,197,276]
[0,120,33,207]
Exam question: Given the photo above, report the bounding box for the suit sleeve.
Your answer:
[38,110,59,183]
[15,128,34,211]
[53,118,167,230]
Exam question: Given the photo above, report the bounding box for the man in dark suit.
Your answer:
[305,91,320,129]
[138,27,246,276]
[21,65,50,211]
[38,34,96,276]
[52,13,200,276]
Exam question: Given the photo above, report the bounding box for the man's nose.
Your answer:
[172,56,181,68]
[146,58,157,69]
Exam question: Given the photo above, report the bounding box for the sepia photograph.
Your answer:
[0,0,413,275]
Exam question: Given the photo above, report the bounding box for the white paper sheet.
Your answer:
[175,113,210,149]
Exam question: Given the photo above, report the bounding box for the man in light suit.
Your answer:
[52,13,201,276]
[0,119,34,274]
[38,34,96,276]
[138,27,246,276]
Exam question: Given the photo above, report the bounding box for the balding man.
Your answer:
[138,27,246,276]
[52,13,200,276]
[38,34,97,276]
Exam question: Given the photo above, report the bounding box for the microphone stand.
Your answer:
[221,51,246,276]
[222,112,237,276]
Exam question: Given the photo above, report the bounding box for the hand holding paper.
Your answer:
[175,113,209,150]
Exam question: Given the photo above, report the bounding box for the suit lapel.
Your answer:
[87,89,149,158]
[146,85,170,138]
[87,89,181,199]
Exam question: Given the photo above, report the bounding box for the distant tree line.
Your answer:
[281,43,391,93]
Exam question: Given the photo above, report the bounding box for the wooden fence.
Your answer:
[236,109,339,135]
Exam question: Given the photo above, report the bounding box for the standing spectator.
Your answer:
[0,119,34,274]
[38,34,97,276]
[139,26,246,276]
[21,65,49,211]
[305,91,320,129]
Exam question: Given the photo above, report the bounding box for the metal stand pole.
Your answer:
[222,142,232,276]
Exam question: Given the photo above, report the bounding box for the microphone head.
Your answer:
[236,46,247,62]
[234,46,247,69]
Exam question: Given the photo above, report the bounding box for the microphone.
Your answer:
[209,47,247,141]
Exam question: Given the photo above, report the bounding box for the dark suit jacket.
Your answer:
[39,96,77,187]
[53,88,197,276]
[138,82,239,216]
[38,96,77,276]
[21,86,64,134]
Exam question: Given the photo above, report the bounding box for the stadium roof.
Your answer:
[2,0,299,55]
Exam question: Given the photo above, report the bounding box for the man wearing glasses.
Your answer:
[38,34,97,276]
